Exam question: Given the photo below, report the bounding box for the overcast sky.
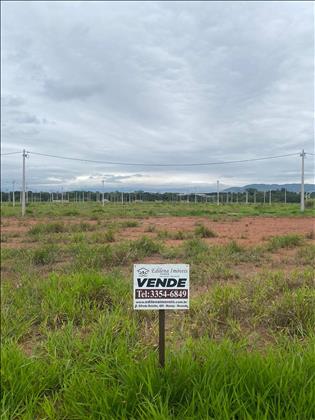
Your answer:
[1,1,314,191]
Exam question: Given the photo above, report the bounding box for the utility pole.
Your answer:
[269,190,272,205]
[12,181,15,207]
[121,191,124,205]
[22,149,27,216]
[263,190,266,204]
[102,180,105,206]
[245,191,248,205]
[300,149,305,212]
[216,180,220,205]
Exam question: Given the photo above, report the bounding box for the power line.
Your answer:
[0,151,22,156]
[29,151,299,167]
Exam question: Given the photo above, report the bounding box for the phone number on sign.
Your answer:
[135,289,188,299]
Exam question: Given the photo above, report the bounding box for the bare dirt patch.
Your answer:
[119,216,314,246]
[1,216,314,249]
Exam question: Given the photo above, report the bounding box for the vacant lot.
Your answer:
[1,202,315,419]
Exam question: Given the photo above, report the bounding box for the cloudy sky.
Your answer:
[1,1,314,191]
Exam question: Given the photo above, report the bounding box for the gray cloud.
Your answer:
[1,95,25,107]
[43,79,104,101]
[12,111,41,124]
[1,1,314,191]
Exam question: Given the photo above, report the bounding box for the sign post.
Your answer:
[133,264,190,368]
[159,309,165,368]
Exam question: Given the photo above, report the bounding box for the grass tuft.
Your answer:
[29,222,65,235]
[31,245,57,265]
[267,234,304,251]
[194,223,217,238]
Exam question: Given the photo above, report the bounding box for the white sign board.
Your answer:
[133,264,189,310]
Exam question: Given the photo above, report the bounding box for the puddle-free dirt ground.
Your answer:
[118,216,314,246]
[1,216,314,249]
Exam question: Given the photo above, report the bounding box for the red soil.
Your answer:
[1,216,314,249]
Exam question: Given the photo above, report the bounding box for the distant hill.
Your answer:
[223,184,315,193]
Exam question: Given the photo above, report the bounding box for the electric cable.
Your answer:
[28,151,300,167]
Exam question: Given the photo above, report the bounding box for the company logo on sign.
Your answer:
[137,267,149,276]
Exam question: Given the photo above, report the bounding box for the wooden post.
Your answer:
[159,310,165,368]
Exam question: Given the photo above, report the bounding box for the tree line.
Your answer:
[1,188,313,203]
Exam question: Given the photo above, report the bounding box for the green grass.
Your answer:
[28,221,97,236]
[119,220,140,228]
[1,202,315,418]
[296,245,315,265]
[1,201,315,219]
[157,229,194,240]
[267,234,304,251]
[1,330,315,419]
[31,245,58,265]
[28,221,66,235]
[194,223,217,238]
[188,269,315,340]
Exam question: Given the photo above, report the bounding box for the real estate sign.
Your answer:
[133,264,189,310]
